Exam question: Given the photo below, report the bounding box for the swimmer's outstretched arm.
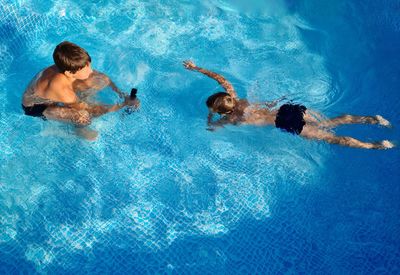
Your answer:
[183,60,238,98]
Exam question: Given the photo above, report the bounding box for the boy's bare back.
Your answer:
[183,60,394,149]
[24,65,79,106]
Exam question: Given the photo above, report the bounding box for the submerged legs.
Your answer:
[300,125,394,149]
[300,110,394,149]
[317,114,391,128]
[43,106,92,126]
[43,106,98,140]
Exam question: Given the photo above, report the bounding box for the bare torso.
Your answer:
[225,99,278,126]
[35,66,62,97]
[22,65,74,106]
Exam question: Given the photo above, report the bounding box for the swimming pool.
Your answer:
[0,0,399,273]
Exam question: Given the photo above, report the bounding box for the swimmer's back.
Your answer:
[23,65,77,106]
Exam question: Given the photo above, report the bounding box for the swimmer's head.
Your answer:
[53,41,92,80]
[206,92,236,115]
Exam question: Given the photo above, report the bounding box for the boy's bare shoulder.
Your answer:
[48,73,69,88]
[41,71,77,103]
[45,73,69,95]
[36,66,68,91]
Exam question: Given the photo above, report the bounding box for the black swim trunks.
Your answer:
[22,104,48,119]
[275,104,307,135]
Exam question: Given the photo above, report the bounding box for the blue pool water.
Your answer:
[0,0,399,273]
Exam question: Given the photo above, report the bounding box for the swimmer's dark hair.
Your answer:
[53,41,91,73]
[206,92,235,114]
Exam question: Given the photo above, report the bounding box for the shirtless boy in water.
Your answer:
[183,60,394,149]
[22,41,138,140]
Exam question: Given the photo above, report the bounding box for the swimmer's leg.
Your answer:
[43,106,92,126]
[318,114,391,128]
[74,126,98,141]
[85,104,122,118]
[300,125,394,149]
[303,110,328,125]
[43,106,98,141]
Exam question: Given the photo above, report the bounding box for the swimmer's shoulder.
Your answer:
[37,67,77,104]
[48,77,77,104]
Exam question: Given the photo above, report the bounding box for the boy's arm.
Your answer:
[50,81,126,114]
[183,60,238,98]
[68,96,138,117]
[85,96,140,117]
[95,71,125,98]
[108,78,125,98]
[206,113,229,131]
[49,79,138,117]
[73,71,125,98]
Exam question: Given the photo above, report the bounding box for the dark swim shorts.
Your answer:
[275,103,307,135]
[22,104,48,119]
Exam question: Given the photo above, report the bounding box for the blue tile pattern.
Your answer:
[0,0,399,273]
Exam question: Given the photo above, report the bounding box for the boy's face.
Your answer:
[71,63,93,80]
[211,96,236,115]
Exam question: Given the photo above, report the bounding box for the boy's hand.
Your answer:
[183,60,197,70]
[123,95,140,114]
[124,95,140,109]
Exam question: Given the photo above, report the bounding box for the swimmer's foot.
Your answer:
[381,140,395,149]
[75,127,98,141]
[375,115,391,127]
[374,140,395,149]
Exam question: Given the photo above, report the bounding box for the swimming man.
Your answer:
[183,60,394,149]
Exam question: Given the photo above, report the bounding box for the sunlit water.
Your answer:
[0,0,399,273]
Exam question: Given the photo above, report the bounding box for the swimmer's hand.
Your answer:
[123,95,140,114]
[124,95,140,108]
[183,60,197,70]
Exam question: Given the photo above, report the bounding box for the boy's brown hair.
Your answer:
[206,92,235,114]
[53,41,91,73]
